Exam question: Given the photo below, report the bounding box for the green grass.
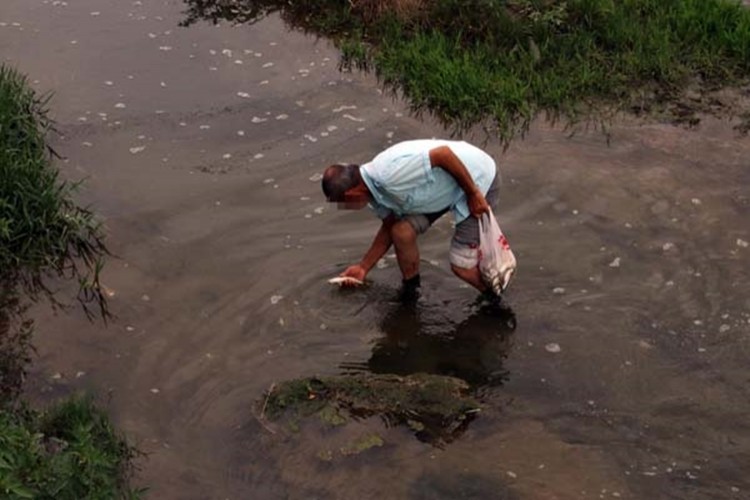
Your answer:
[0,64,108,317]
[182,0,750,144]
[0,396,141,500]
[1,64,109,399]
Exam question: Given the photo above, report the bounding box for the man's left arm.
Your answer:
[428,145,490,217]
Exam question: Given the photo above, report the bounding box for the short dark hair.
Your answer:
[322,164,361,202]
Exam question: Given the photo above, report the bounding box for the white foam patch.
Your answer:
[333,105,357,113]
[545,343,561,353]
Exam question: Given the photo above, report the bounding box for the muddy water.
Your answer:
[3,0,750,499]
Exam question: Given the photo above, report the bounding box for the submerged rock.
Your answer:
[263,373,481,445]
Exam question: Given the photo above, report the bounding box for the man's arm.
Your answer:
[429,145,490,217]
[340,215,395,282]
[359,216,395,272]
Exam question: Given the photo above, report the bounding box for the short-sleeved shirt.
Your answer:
[360,139,497,224]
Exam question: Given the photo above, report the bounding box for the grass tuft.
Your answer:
[0,396,141,499]
[0,64,109,319]
[1,64,110,398]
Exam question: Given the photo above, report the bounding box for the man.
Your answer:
[322,139,501,295]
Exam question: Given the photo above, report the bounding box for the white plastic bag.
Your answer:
[478,211,516,295]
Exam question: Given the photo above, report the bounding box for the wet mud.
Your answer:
[2,0,749,499]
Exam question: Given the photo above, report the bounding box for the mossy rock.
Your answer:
[264,373,480,444]
[340,433,384,456]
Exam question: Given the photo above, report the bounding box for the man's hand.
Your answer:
[468,191,490,218]
[340,264,367,286]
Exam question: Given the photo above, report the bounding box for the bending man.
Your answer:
[322,139,501,294]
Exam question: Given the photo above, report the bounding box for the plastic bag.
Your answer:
[478,211,517,295]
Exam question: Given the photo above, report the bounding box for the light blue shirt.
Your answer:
[360,139,497,223]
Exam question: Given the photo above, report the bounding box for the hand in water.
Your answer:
[340,264,367,286]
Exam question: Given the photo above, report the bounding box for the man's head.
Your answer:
[322,164,370,209]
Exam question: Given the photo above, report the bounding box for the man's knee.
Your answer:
[390,220,416,246]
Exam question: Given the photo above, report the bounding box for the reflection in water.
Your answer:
[180,0,349,31]
[342,299,517,389]
[180,1,264,26]
[411,471,519,500]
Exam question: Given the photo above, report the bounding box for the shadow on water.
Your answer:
[341,297,517,390]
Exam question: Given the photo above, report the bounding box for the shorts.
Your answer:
[402,168,502,269]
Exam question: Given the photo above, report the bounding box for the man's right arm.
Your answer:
[429,145,490,217]
[340,215,395,282]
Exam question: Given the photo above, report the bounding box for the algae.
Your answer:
[264,373,480,444]
[340,433,384,456]
[317,405,347,427]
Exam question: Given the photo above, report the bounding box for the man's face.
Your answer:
[336,187,369,210]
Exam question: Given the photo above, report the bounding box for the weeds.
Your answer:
[0,396,142,499]
[1,64,109,400]
[0,64,109,321]
[182,0,750,145]
[0,299,32,402]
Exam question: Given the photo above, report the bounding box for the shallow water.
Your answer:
[3,0,750,498]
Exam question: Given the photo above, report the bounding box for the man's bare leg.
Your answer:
[451,264,487,292]
[390,220,420,280]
